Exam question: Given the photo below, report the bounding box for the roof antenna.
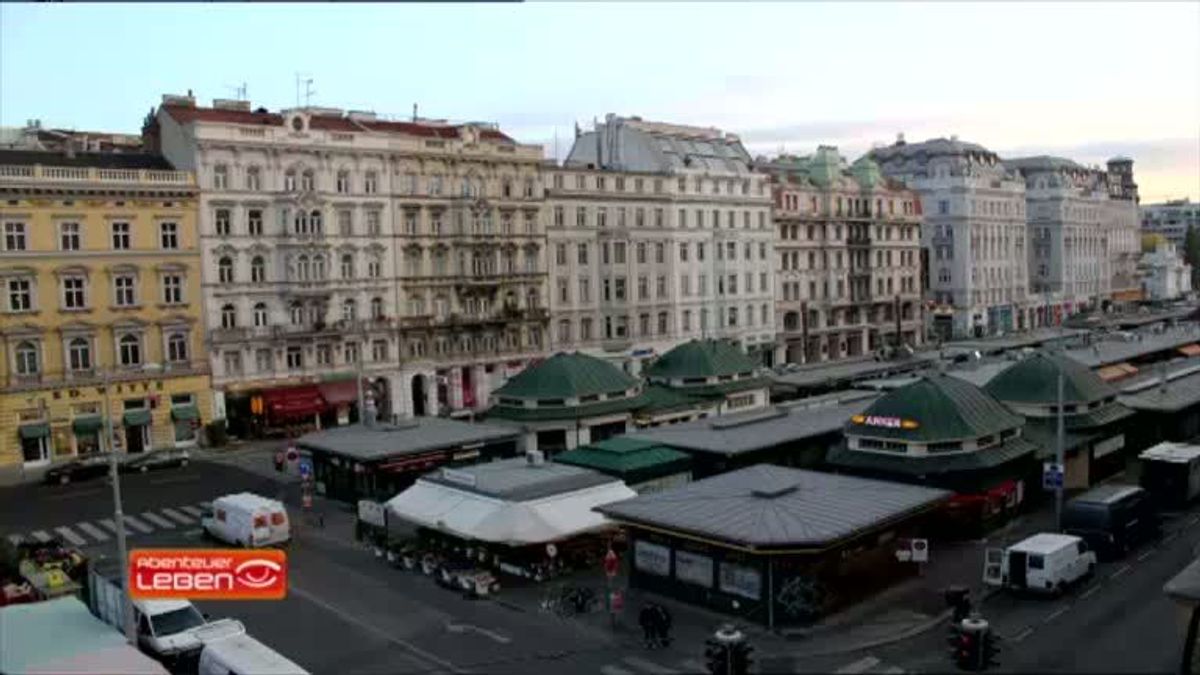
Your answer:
[554,127,559,163]
[303,78,316,107]
[412,103,418,123]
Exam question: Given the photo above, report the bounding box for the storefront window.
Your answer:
[76,430,101,455]
[674,550,713,588]
[719,561,761,600]
[634,540,670,576]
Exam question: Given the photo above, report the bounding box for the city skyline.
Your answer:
[1,1,1197,201]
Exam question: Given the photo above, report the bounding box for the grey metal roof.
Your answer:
[945,327,1089,355]
[296,419,519,461]
[422,456,617,501]
[771,353,940,390]
[1120,366,1200,412]
[946,360,1016,388]
[1065,328,1200,368]
[565,115,753,175]
[596,464,950,549]
[627,392,879,456]
[827,436,1040,476]
[1071,483,1143,506]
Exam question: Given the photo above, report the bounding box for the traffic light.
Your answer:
[956,631,980,671]
[704,638,729,675]
[730,641,754,675]
[946,623,964,663]
[982,631,1001,670]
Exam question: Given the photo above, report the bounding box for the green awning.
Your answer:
[18,423,49,440]
[171,405,199,422]
[123,409,152,426]
[72,416,103,435]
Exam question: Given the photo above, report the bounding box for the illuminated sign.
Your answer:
[129,549,287,600]
[851,415,920,430]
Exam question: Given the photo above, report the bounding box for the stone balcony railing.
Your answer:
[0,164,194,186]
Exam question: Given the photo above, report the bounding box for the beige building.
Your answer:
[759,147,924,364]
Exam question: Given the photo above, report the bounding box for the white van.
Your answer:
[202,493,290,548]
[195,622,309,675]
[984,533,1096,595]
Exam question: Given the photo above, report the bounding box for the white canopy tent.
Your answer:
[386,475,636,546]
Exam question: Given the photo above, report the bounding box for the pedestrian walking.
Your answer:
[653,603,672,647]
[638,604,655,648]
[274,449,285,473]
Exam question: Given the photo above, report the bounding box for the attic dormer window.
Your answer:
[291,116,304,132]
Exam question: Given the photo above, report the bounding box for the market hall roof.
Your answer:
[488,352,645,422]
[985,351,1117,406]
[554,437,692,480]
[595,465,950,550]
[846,374,1022,443]
[645,339,758,381]
[421,456,617,501]
[295,419,518,462]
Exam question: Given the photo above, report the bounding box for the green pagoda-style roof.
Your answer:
[554,437,691,483]
[985,351,1116,406]
[847,374,1022,443]
[494,352,638,401]
[645,339,757,381]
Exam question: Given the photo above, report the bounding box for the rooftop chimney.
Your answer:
[896,132,906,145]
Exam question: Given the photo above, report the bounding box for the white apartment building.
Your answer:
[1142,199,1199,250]
[870,136,1033,339]
[150,94,549,427]
[758,147,925,364]
[1141,241,1193,302]
[545,115,775,371]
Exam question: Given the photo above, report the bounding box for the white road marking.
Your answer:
[161,507,195,525]
[288,584,465,674]
[1080,584,1101,599]
[180,505,205,517]
[183,528,203,537]
[622,656,679,674]
[677,659,705,673]
[5,534,23,546]
[30,530,52,542]
[98,518,129,536]
[836,656,881,674]
[1110,564,1132,580]
[601,666,634,675]
[122,515,153,534]
[1011,626,1034,643]
[1137,549,1154,561]
[76,522,110,542]
[1043,606,1070,623]
[140,512,175,529]
[54,526,87,547]
[444,623,511,644]
[1165,532,1180,544]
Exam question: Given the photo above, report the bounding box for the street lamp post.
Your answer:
[101,369,136,645]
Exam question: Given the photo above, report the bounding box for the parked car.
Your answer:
[120,449,191,474]
[42,454,114,485]
[984,533,1096,595]
[202,493,291,548]
[1063,484,1160,560]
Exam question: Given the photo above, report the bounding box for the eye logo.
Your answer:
[129,549,287,601]
[234,559,282,589]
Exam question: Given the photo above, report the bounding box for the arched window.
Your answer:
[370,297,384,319]
[221,304,237,329]
[341,254,354,279]
[14,341,39,375]
[294,210,309,235]
[310,210,322,234]
[253,302,268,327]
[297,255,310,281]
[218,256,234,284]
[290,301,305,326]
[312,255,325,280]
[250,256,265,283]
[342,299,357,322]
[301,169,315,192]
[68,337,91,371]
[167,332,188,363]
[246,166,261,191]
[118,333,142,366]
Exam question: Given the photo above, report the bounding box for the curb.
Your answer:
[779,608,954,659]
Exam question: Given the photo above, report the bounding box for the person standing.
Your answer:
[274,448,285,472]
[639,604,655,648]
[654,603,672,647]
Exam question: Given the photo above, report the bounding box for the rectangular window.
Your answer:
[579,278,590,302]
[4,222,27,251]
[338,210,352,236]
[215,209,231,236]
[614,242,626,264]
[577,243,589,265]
[655,243,665,264]
[7,278,33,312]
[656,276,666,298]
[680,243,689,262]
[654,208,664,228]
[247,210,263,236]
[60,222,81,251]
[111,222,131,250]
[160,274,183,305]
[286,346,303,370]
[255,348,272,372]
[614,277,627,301]
[160,222,179,249]
[316,344,332,366]
[62,277,86,309]
[114,275,136,307]
[366,211,381,236]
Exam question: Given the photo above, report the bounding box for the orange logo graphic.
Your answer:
[129,549,287,600]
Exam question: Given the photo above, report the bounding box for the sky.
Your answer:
[1,2,1197,202]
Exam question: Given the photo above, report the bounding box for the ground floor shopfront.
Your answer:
[0,372,212,470]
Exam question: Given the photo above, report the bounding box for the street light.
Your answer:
[101,369,135,645]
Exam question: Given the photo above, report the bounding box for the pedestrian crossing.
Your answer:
[3,501,211,549]
[596,652,904,675]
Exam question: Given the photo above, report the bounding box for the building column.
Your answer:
[448,367,464,410]
[426,375,440,417]
[473,364,489,410]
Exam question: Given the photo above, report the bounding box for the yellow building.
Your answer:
[0,151,212,473]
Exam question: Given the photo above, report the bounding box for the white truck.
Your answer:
[194,622,310,675]
[84,557,239,665]
[984,533,1096,595]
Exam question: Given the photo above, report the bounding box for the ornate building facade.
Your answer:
[758,147,924,364]
[149,94,548,428]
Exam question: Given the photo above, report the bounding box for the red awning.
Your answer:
[318,380,361,407]
[262,385,327,421]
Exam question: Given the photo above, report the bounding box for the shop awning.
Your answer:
[386,479,636,546]
[72,416,102,435]
[18,423,49,440]
[318,380,361,408]
[1171,341,1200,357]
[1097,362,1138,382]
[123,410,152,426]
[262,385,326,421]
[170,406,199,422]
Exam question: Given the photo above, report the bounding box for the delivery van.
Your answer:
[1063,484,1159,559]
[197,629,310,675]
[202,493,290,548]
[984,533,1096,595]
